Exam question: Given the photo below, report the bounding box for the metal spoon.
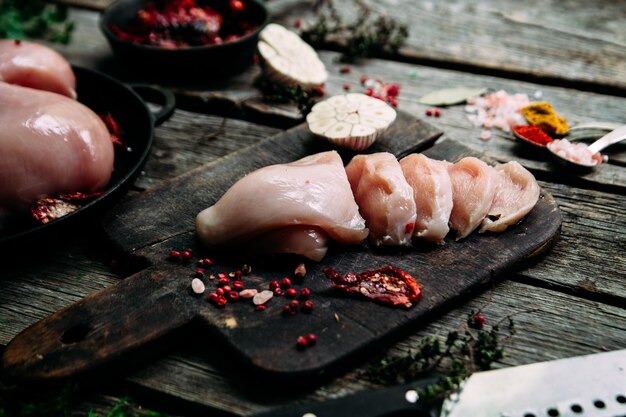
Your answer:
[547,124,626,169]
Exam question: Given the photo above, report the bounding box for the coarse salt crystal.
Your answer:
[253,290,274,305]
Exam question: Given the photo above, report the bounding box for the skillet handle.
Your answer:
[129,84,176,126]
[1,265,198,382]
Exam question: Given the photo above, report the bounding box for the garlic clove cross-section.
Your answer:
[257,23,328,89]
[307,93,397,151]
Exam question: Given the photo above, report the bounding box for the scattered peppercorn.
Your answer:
[182,250,192,262]
[283,305,294,316]
[285,288,297,298]
[273,287,283,296]
[208,292,219,302]
[194,268,205,278]
[222,285,232,293]
[234,270,242,280]
[228,291,239,301]
[425,108,433,117]
[434,108,441,117]
[343,84,351,91]
[294,18,302,29]
[216,288,225,296]
[471,313,486,329]
[168,250,181,260]
[296,336,308,350]
[218,277,230,286]
[232,281,244,291]
[290,300,300,309]
[340,65,351,74]
[269,280,280,291]
[299,288,311,299]
[302,300,314,312]
[281,277,292,288]
[215,296,228,307]
[306,333,317,345]
[255,305,266,311]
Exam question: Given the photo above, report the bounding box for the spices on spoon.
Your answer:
[521,101,569,136]
[512,125,554,147]
[548,139,603,166]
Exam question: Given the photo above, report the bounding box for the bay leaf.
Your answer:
[419,87,487,106]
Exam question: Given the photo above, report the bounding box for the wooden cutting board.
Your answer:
[1,112,561,382]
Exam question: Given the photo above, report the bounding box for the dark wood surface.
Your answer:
[0,1,625,415]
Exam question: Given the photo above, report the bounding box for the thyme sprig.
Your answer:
[253,76,324,115]
[0,0,74,44]
[366,309,533,403]
[300,0,408,62]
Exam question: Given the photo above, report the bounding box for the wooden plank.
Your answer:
[268,0,626,94]
[122,279,626,416]
[58,0,626,94]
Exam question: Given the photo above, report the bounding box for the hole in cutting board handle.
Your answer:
[60,323,91,344]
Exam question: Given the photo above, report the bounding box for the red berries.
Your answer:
[296,333,317,350]
[281,277,292,288]
[232,281,244,291]
[168,250,181,260]
[299,288,311,299]
[425,107,442,117]
[471,313,486,329]
[302,300,314,312]
[285,288,297,298]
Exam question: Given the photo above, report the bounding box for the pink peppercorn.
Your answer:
[299,288,311,299]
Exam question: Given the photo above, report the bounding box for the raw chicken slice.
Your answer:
[480,161,540,233]
[448,157,498,240]
[196,151,368,259]
[400,154,453,244]
[0,39,76,98]
[345,152,416,246]
[0,83,114,210]
[245,226,330,261]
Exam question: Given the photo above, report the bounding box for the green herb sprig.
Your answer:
[253,76,324,115]
[365,309,532,403]
[300,0,408,62]
[0,0,74,44]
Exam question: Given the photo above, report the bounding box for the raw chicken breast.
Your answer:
[0,39,76,98]
[245,226,330,262]
[0,83,114,210]
[345,152,416,246]
[480,161,540,233]
[196,151,368,260]
[400,154,453,244]
[448,157,498,240]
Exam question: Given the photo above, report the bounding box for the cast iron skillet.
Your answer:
[100,0,269,80]
[0,66,175,249]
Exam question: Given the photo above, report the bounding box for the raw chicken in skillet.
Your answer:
[0,83,114,210]
[448,157,498,240]
[196,151,368,260]
[0,39,76,98]
[400,153,453,244]
[480,161,540,233]
[345,152,416,246]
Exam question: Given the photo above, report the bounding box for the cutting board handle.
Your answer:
[1,266,198,382]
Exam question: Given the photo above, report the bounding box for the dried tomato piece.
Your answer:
[323,266,422,308]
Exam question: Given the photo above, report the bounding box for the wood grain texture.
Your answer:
[121,279,626,416]
[269,0,626,94]
[58,0,626,93]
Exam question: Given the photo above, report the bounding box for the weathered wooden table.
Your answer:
[1,0,625,415]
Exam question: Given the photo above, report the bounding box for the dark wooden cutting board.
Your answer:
[1,112,561,382]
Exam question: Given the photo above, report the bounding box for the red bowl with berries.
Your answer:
[100,0,268,80]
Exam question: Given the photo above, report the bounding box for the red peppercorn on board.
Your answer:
[1,111,561,382]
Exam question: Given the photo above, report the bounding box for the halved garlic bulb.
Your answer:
[258,23,327,88]
[307,93,397,151]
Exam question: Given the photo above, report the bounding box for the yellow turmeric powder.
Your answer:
[521,102,569,136]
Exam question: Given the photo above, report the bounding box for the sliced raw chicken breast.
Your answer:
[0,39,76,98]
[400,154,453,244]
[448,157,498,240]
[0,83,114,211]
[480,161,540,233]
[196,151,368,260]
[345,152,416,246]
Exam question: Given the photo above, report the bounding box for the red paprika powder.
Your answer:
[513,125,553,146]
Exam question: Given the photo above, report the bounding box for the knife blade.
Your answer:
[442,349,626,417]
[252,350,626,417]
